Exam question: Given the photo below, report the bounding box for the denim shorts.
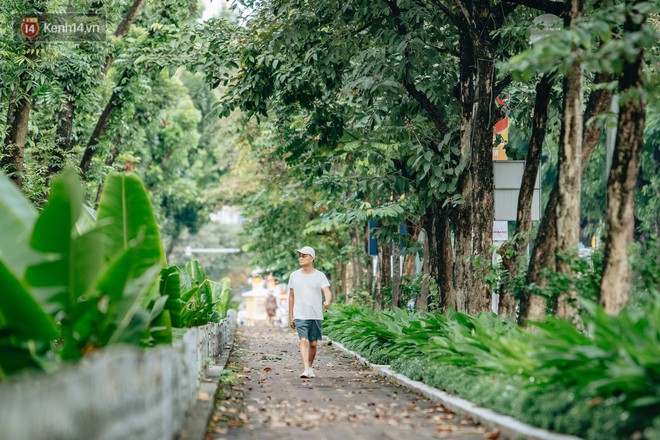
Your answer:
[294,319,323,341]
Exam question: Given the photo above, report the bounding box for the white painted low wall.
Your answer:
[0,310,236,440]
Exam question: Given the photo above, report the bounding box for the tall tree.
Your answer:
[522,72,614,321]
[1,0,46,188]
[599,0,648,314]
[50,0,141,181]
[498,73,554,318]
[554,0,586,321]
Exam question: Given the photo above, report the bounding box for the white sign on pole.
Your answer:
[494,161,542,221]
[493,221,508,242]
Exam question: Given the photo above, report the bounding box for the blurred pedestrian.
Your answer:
[265,291,278,326]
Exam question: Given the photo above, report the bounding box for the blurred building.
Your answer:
[210,206,243,225]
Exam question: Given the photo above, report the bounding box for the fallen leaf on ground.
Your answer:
[434,425,456,432]
[486,429,500,439]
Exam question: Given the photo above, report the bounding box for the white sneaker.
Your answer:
[300,370,310,378]
[308,368,316,378]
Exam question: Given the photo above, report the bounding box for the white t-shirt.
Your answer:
[288,269,330,320]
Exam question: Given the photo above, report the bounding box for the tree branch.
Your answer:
[491,1,520,30]
[503,0,566,16]
[425,0,463,29]
[383,0,451,136]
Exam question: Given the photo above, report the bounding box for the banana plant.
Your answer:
[0,170,170,375]
[0,173,58,378]
[160,261,234,331]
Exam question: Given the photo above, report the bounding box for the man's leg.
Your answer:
[299,338,311,372]
[308,340,317,368]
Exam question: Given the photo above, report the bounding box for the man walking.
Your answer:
[288,246,332,378]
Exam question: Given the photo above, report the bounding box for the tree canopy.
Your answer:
[1,0,658,320]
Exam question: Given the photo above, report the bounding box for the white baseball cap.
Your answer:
[295,246,316,259]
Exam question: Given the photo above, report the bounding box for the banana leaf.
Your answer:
[0,172,39,278]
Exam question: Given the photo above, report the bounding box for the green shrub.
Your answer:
[0,170,230,379]
[631,236,660,308]
[162,261,235,330]
[391,357,657,440]
[326,299,660,439]
[325,305,414,364]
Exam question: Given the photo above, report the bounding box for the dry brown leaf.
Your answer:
[486,429,500,439]
[434,425,455,432]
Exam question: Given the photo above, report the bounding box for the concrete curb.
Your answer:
[329,339,583,440]
[177,327,236,440]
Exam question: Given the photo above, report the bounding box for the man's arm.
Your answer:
[289,288,295,328]
[322,286,332,311]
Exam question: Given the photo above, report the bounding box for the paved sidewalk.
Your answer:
[206,325,500,440]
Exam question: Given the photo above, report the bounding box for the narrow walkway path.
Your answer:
[206,325,500,440]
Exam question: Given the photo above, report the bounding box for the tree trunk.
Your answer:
[522,72,615,322]
[103,0,147,74]
[376,241,392,309]
[165,225,181,261]
[48,100,76,181]
[599,2,647,314]
[95,145,120,203]
[466,42,496,315]
[452,25,475,314]
[451,2,498,315]
[2,99,31,188]
[418,213,432,311]
[402,250,416,279]
[2,38,40,188]
[337,262,348,297]
[452,202,473,313]
[434,206,453,311]
[114,0,147,38]
[391,237,401,308]
[365,223,374,299]
[79,71,130,179]
[554,0,585,321]
[499,73,553,318]
[348,227,362,302]
[402,222,418,279]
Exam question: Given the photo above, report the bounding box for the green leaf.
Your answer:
[75,204,97,236]
[0,172,39,277]
[185,260,206,284]
[150,309,173,344]
[160,266,183,327]
[30,169,81,253]
[0,347,40,378]
[0,259,57,340]
[25,170,104,313]
[149,295,168,322]
[108,264,162,345]
[25,229,105,314]
[97,173,166,276]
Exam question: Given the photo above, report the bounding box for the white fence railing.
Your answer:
[0,310,236,440]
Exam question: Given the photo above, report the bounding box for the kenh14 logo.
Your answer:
[21,17,39,39]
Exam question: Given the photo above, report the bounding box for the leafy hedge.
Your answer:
[0,170,233,380]
[325,300,660,440]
